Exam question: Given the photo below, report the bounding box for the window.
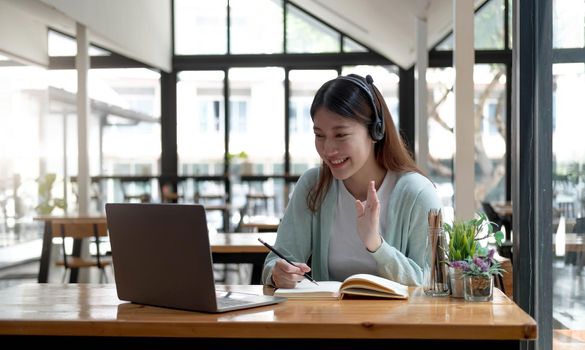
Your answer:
[230,0,283,54]
[174,0,228,55]
[426,64,507,207]
[230,100,248,132]
[288,69,337,173]
[48,30,110,56]
[343,37,368,53]
[228,67,284,171]
[286,3,340,53]
[435,0,505,50]
[177,71,226,176]
[553,0,585,49]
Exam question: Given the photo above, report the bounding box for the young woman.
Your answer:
[262,74,441,288]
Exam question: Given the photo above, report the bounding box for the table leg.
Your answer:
[251,262,263,285]
[212,252,267,285]
[223,208,230,232]
[38,222,52,283]
[69,238,82,283]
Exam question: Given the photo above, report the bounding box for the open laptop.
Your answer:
[105,203,285,313]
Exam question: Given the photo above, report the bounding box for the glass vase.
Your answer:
[463,275,494,302]
[423,228,450,296]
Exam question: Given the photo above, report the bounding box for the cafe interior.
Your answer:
[0,0,583,349]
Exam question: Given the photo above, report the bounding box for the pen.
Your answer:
[257,238,319,285]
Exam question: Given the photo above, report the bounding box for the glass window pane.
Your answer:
[552,63,585,340]
[286,4,340,53]
[427,65,507,208]
[475,0,504,50]
[92,68,162,204]
[427,67,455,207]
[174,0,227,55]
[434,0,505,51]
[0,62,50,228]
[553,0,585,48]
[177,71,226,176]
[228,67,285,215]
[507,0,512,49]
[43,67,161,210]
[228,67,284,171]
[48,30,110,56]
[289,70,337,175]
[435,35,453,51]
[341,66,400,127]
[474,64,506,204]
[343,37,368,53]
[230,0,283,54]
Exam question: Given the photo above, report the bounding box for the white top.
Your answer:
[328,172,396,281]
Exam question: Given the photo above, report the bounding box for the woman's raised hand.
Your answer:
[354,180,382,252]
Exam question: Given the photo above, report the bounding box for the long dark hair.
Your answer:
[307,74,424,212]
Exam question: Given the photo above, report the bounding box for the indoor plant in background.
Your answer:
[35,173,66,215]
[443,212,504,297]
[227,151,250,176]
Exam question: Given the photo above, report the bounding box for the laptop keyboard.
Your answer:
[217,296,255,308]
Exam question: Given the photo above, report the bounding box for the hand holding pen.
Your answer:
[258,238,319,287]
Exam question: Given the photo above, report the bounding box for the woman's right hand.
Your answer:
[271,259,311,288]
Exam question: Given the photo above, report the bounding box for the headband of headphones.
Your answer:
[337,74,385,141]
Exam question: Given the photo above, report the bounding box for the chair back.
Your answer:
[51,220,108,239]
[481,202,503,228]
[50,218,111,279]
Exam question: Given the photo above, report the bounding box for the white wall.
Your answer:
[0,1,48,67]
[2,0,172,72]
[43,0,171,71]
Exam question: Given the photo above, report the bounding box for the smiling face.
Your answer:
[313,107,379,183]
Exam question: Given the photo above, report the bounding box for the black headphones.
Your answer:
[337,74,385,141]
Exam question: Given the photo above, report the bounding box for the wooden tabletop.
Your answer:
[34,215,107,223]
[491,202,513,216]
[0,283,537,341]
[553,233,585,252]
[210,232,275,253]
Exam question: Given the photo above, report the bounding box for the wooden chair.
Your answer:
[51,219,112,283]
[565,217,585,271]
[494,253,513,299]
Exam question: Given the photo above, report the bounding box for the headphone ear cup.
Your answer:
[371,118,384,141]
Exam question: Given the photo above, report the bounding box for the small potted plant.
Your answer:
[227,151,251,176]
[455,249,505,301]
[443,212,504,297]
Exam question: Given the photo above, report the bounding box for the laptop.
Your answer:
[105,203,286,313]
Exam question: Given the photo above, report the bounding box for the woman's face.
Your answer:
[313,107,376,181]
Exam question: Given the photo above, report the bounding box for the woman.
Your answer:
[262,74,441,288]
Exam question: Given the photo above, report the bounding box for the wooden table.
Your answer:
[210,232,274,284]
[239,221,280,232]
[553,233,585,252]
[35,214,274,284]
[492,201,513,216]
[553,233,585,273]
[239,215,280,232]
[0,283,537,349]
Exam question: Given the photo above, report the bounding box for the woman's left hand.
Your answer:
[354,180,382,252]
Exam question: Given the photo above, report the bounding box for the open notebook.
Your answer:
[274,273,409,300]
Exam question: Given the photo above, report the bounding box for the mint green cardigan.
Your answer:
[261,167,442,286]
